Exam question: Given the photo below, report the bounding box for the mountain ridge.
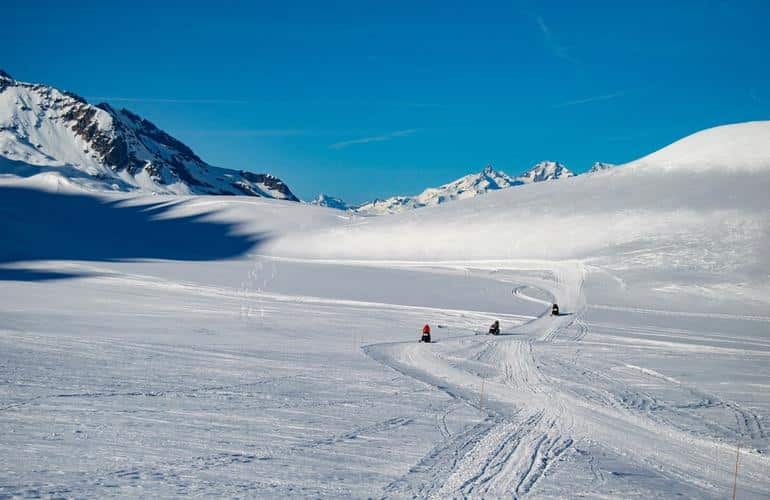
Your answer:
[0,70,298,200]
[314,162,577,215]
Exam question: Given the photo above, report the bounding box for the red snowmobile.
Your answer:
[420,324,431,343]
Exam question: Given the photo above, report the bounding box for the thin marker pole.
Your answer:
[732,445,740,500]
[479,379,486,415]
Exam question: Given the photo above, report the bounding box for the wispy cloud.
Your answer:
[536,15,580,65]
[329,129,419,150]
[749,89,764,104]
[87,96,249,104]
[553,90,627,108]
[182,129,314,137]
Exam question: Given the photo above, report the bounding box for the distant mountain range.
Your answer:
[313,161,616,215]
[1,70,619,212]
[0,70,297,200]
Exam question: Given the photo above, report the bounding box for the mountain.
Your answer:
[354,163,574,215]
[311,193,351,210]
[354,165,514,215]
[514,160,574,183]
[587,162,615,173]
[0,71,298,200]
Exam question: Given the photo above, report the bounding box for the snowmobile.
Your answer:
[488,320,500,335]
[420,324,431,343]
[552,303,560,316]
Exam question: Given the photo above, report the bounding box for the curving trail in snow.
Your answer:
[364,261,770,498]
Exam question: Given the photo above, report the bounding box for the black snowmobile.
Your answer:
[552,303,560,316]
[488,320,500,335]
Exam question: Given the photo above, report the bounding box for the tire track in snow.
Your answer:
[366,264,585,498]
[365,261,770,498]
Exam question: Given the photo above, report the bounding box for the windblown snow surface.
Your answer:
[1,121,770,498]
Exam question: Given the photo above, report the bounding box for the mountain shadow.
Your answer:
[0,186,265,281]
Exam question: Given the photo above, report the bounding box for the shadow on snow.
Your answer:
[0,186,265,281]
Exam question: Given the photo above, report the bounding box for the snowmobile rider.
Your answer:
[488,320,500,335]
[421,324,431,343]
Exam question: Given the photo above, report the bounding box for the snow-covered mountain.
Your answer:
[587,161,615,173]
[354,165,516,215]
[514,160,574,183]
[311,193,351,210]
[0,71,298,200]
[353,162,574,215]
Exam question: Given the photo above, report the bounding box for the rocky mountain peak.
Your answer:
[482,164,497,176]
[311,193,351,210]
[588,162,615,173]
[0,73,298,201]
[517,161,574,183]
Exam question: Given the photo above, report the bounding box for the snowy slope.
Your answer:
[625,120,770,173]
[2,121,770,499]
[272,122,770,271]
[0,71,297,199]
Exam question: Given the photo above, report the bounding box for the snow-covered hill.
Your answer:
[625,120,770,173]
[353,163,574,215]
[0,71,297,199]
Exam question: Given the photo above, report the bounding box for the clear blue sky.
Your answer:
[3,0,769,203]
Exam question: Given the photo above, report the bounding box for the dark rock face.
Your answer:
[65,103,143,174]
[116,108,201,162]
[0,69,13,92]
[238,171,298,201]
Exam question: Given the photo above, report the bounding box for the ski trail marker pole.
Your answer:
[479,379,485,415]
[732,445,740,500]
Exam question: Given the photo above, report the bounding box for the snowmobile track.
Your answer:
[364,262,770,498]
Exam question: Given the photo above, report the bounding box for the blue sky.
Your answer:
[3,0,769,202]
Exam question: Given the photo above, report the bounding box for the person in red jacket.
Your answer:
[421,324,431,343]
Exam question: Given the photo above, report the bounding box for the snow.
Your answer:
[626,121,770,173]
[1,121,770,498]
